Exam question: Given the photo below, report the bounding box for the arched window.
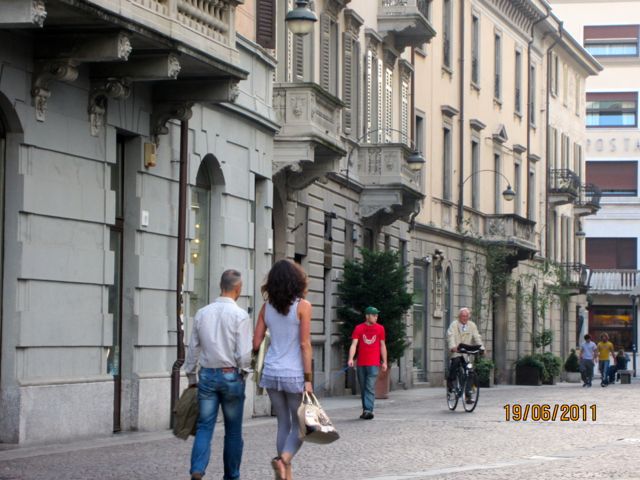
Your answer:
[190,155,224,315]
[531,285,538,352]
[472,270,481,327]
[516,282,523,358]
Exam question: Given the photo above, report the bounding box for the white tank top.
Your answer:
[262,299,303,378]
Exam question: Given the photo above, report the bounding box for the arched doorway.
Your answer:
[516,282,523,358]
[531,285,538,352]
[443,267,453,373]
[190,154,225,316]
[0,113,4,385]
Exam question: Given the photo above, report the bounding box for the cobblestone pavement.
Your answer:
[1,379,640,480]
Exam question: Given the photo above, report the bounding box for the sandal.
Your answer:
[271,456,287,480]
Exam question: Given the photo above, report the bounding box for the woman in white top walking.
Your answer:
[253,260,313,480]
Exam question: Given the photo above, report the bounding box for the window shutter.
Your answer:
[366,50,373,141]
[401,76,409,145]
[293,35,304,81]
[320,13,331,91]
[343,33,353,134]
[385,67,393,142]
[586,161,638,193]
[377,58,384,142]
[256,0,276,49]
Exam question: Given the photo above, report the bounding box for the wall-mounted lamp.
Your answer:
[575,223,586,238]
[461,169,515,202]
[285,0,317,35]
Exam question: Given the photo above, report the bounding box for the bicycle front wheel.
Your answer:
[463,371,480,412]
[447,376,460,410]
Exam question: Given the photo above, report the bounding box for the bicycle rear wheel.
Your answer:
[446,376,460,410]
[463,370,480,412]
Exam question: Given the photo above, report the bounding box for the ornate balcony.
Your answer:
[356,143,424,225]
[548,169,580,206]
[574,183,602,217]
[2,0,247,127]
[483,214,536,270]
[273,82,346,190]
[589,269,640,295]
[377,0,437,49]
[559,263,591,295]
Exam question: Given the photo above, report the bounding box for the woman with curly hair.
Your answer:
[253,259,312,480]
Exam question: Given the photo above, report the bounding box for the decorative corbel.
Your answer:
[151,102,194,144]
[32,0,47,27]
[31,60,79,121]
[88,78,132,136]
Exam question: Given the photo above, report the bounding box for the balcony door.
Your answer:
[412,263,428,382]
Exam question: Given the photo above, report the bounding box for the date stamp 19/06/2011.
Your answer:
[503,404,597,422]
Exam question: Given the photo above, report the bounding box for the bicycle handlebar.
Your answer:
[457,343,484,354]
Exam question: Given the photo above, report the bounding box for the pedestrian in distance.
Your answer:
[596,333,615,387]
[446,307,484,403]
[347,306,388,420]
[609,349,630,383]
[253,259,313,480]
[184,269,253,480]
[579,334,598,387]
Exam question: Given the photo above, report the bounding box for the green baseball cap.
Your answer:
[364,306,380,315]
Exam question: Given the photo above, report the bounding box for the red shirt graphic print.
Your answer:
[352,322,386,366]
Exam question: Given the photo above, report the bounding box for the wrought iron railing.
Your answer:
[559,263,591,290]
[548,168,580,196]
[576,183,602,210]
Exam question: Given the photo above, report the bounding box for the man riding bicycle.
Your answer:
[447,308,485,403]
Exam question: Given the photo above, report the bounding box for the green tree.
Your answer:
[337,249,413,364]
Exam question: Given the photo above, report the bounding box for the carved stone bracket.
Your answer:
[32,0,47,27]
[383,46,399,68]
[344,9,363,36]
[151,102,194,143]
[88,78,132,136]
[31,60,79,121]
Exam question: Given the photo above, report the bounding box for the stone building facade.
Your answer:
[0,0,276,443]
[410,0,600,386]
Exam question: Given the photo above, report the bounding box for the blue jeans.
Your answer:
[357,366,379,412]
[599,360,610,383]
[191,368,246,479]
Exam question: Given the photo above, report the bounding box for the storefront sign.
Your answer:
[586,135,640,154]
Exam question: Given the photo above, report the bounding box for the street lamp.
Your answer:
[343,127,425,185]
[285,0,317,35]
[461,169,516,202]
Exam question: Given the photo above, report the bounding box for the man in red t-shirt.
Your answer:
[347,306,387,420]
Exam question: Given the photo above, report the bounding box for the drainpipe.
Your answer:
[527,7,551,224]
[455,0,465,228]
[411,46,416,146]
[170,119,189,426]
[544,21,564,259]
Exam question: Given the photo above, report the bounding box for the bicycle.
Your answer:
[446,344,484,412]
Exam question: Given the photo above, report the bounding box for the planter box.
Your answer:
[542,376,558,385]
[478,368,494,388]
[515,365,542,386]
[565,371,582,383]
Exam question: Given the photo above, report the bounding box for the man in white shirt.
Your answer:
[579,333,598,388]
[446,308,484,402]
[185,269,252,480]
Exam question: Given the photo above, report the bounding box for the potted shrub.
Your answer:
[538,352,562,385]
[337,249,413,398]
[564,349,581,383]
[475,357,495,388]
[515,355,545,385]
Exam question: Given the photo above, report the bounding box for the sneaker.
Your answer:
[359,411,366,419]
[363,411,374,420]
[465,397,474,404]
[191,473,203,480]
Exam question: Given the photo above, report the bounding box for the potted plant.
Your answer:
[564,349,581,383]
[515,354,545,385]
[337,249,413,398]
[475,357,495,388]
[538,352,562,385]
